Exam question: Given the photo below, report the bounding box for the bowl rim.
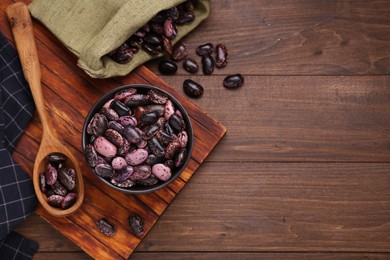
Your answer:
[82,84,194,194]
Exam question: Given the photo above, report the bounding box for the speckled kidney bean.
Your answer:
[152,163,172,181]
[125,149,148,166]
[215,43,228,68]
[104,129,124,147]
[111,157,127,170]
[58,168,76,191]
[61,193,78,209]
[97,218,116,237]
[128,214,145,237]
[171,42,188,61]
[94,136,117,158]
[100,107,119,121]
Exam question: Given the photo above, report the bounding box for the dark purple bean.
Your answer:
[148,137,165,157]
[140,112,159,127]
[171,42,188,61]
[202,55,215,75]
[96,218,116,237]
[183,58,199,73]
[152,11,166,23]
[158,60,178,75]
[183,79,204,98]
[177,11,196,25]
[215,43,228,68]
[61,193,78,209]
[145,105,165,117]
[110,100,130,117]
[123,126,142,143]
[108,121,125,135]
[144,33,162,46]
[143,123,161,140]
[95,164,115,178]
[145,154,164,166]
[128,214,145,237]
[223,74,244,89]
[168,114,186,133]
[196,43,214,56]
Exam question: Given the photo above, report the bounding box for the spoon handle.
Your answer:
[6,2,51,134]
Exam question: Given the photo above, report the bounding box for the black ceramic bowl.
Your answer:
[82,84,193,194]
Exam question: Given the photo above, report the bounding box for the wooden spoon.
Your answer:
[6,2,84,217]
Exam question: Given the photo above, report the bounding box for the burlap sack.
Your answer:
[29,0,210,78]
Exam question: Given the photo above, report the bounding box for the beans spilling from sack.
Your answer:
[107,0,198,64]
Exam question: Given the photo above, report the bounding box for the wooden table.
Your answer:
[2,0,390,259]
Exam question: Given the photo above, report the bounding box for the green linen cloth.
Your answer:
[29,0,210,78]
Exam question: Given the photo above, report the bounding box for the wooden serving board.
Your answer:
[0,1,226,258]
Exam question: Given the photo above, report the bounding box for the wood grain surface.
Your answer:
[1,0,390,259]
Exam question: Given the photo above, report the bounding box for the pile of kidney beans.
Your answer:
[85,88,189,189]
[107,0,198,64]
[40,153,78,210]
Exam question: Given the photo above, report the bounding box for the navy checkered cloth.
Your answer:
[0,31,38,259]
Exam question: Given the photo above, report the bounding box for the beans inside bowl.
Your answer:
[82,85,193,194]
